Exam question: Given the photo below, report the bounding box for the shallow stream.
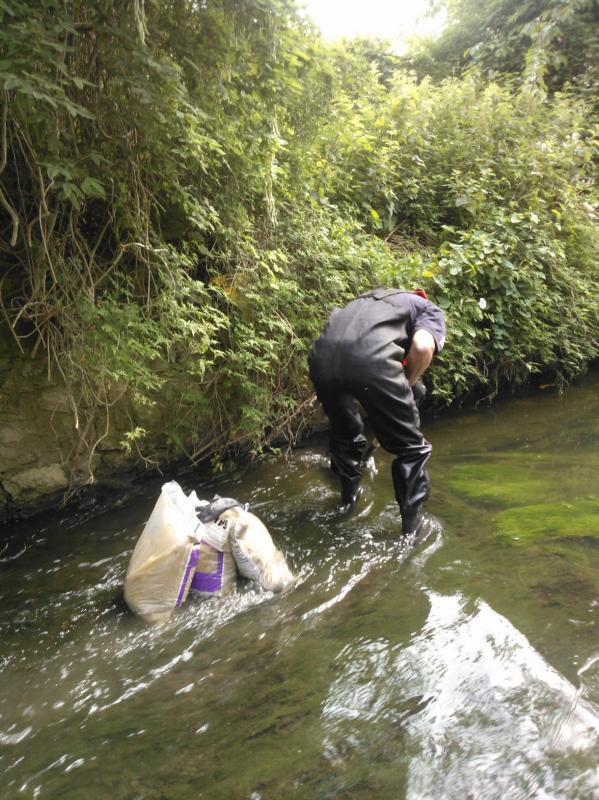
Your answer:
[2,375,599,799]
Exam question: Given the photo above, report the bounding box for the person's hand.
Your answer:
[412,378,426,406]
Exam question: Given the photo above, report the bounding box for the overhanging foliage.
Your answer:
[0,0,597,490]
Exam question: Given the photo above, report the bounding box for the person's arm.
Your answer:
[404,329,436,386]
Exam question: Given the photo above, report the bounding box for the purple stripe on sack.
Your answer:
[191,551,224,594]
[176,548,200,607]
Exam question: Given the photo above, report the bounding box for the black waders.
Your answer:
[309,290,443,534]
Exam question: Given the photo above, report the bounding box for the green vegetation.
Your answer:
[446,463,551,506]
[0,0,597,488]
[405,0,599,99]
[496,497,599,541]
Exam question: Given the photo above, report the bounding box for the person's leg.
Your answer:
[354,369,431,533]
[313,379,370,505]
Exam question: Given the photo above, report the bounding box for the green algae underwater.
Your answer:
[1,373,599,799]
[445,399,599,553]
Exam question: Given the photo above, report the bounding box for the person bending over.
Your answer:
[308,288,446,535]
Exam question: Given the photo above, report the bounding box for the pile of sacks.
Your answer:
[123,481,295,624]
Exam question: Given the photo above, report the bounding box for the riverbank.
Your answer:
[2,0,598,526]
[3,346,597,526]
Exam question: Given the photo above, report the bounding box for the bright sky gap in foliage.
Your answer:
[299,0,447,49]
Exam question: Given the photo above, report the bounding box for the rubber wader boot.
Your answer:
[340,477,362,508]
[401,506,425,536]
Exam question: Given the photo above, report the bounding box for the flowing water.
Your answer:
[1,375,599,800]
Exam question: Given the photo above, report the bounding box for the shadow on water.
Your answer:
[1,374,599,799]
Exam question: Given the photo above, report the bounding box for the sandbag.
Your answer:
[189,534,238,598]
[197,496,243,523]
[124,481,201,624]
[219,506,295,593]
[189,514,238,597]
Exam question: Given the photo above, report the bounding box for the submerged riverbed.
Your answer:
[1,375,599,799]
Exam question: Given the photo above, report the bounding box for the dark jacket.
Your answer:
[309,289,446,380]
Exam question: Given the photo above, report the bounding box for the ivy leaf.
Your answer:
[80,177,106,199]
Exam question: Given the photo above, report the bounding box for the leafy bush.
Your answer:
[0,0,597,489]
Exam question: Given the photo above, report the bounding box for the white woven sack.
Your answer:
[220,506,295,593]
[124,481,202,624]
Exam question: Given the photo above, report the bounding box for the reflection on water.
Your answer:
[1,374,599,799]
[323,592,599,799]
